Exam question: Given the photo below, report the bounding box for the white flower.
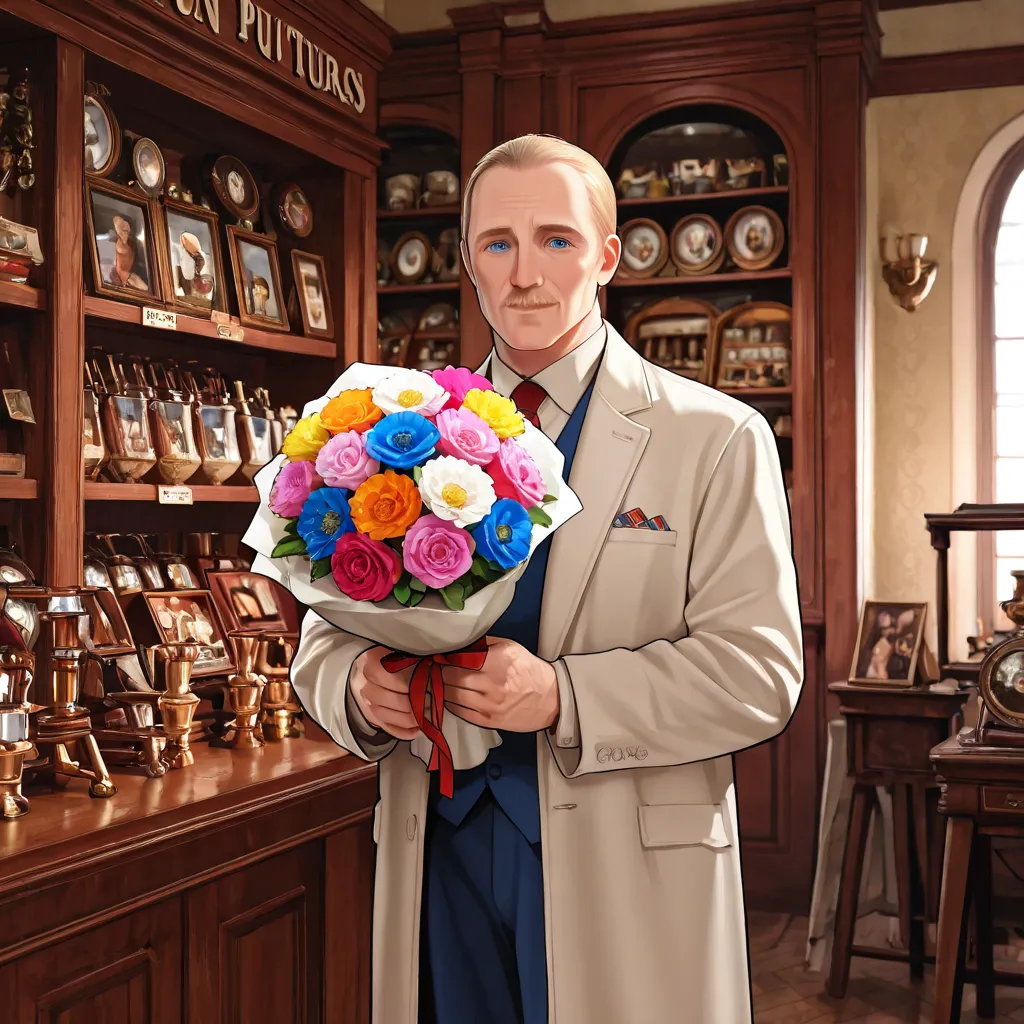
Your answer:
[372,368,449,417]
[418,455,496,527]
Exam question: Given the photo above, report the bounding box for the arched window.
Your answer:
[980,149,1024,632]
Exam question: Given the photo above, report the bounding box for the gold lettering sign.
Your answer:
[170,0,366,115]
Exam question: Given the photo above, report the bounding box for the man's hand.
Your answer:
[350,647,419,741]
[442,637,559,732]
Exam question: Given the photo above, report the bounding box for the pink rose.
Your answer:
[331,532,402,602]
[402,513,475,590]
[435,407,500,466]
[431,365,494,412]
[269,460,322,518]
[487,438,546,508]
[315,430,380,491]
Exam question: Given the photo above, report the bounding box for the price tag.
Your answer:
[143,307,177,331]
[158,484,193,506]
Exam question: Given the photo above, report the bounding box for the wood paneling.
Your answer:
[874,44,1024,97]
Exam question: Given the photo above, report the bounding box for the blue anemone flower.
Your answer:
[364,411,439,470]
[474,498,533,570]
[297,487,354,560]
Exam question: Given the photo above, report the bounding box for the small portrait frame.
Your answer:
[84,93,120,178]
[206,569,290,634]
[142,588,233,678]
[225,225,290,332]
[157,197,227,315]
[618,218,669,279]
[290,249,334,339]
[390,231,432,285]
[131,137,166,198]
[273,182,313,238]
[85,176,162,306]
[210,155,260,223]
[849,601,928,688]
[724,205,785,272]
[670,213,725,276]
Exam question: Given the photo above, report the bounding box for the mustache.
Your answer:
[504,290,557,310]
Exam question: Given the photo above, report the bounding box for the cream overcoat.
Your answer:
[290,324,804,1023]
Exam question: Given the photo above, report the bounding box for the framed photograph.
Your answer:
[389,231,431,284]
[131,137,166,198]
[157,198,226,315]
[670,214,724,276]
[849,601,928,687]
[142,589,233,678]
[84,93,120,178]
[206,569,289,633]
[274,182,313,238]
[85,177,162,305]
[80,586,136,658]
[618,219,669,279]
[724,205,784,272]
[290,249,334,339]
[210,155,260,222]
[225,225,290,332]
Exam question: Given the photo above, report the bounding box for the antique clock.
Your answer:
[963,569,1024,747]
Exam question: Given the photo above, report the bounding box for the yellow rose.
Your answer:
[282,413,330,461]
[462,388,525,439]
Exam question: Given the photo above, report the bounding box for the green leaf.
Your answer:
[408,590,425,607]
[310,557,332,582]
[528,505,552,528]
[409,576,426,592]
[283,519,300,535]
[541,493,556,504]
[393,579,412,605]
[440,582,465,611]
[271,535,307,558]
[412,465,423,484]
[470,557,488,579]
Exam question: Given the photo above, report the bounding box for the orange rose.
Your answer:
[319,389,383,435]
[350,470,422,540]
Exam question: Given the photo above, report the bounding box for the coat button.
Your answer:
[488,763,502,780]
[406,814,417,840]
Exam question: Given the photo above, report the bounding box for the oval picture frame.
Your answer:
[979,636,1024,729]
[724,205,785,272]
[618,218,669,279]
[84,93,121,179]
[132,137,166,198]
[210,155,260,223]
[389,231,432,285]
[274,182,314,238]
[670,214,725,276]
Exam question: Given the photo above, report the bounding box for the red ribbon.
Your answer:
[381,638,489,798]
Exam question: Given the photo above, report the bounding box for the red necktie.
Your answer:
[510,380,547,429]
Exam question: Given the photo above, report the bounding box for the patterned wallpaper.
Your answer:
[880,0,1024,56]
[868,86,1024,649]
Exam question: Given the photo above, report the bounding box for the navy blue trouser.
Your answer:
[418,790,548,1024]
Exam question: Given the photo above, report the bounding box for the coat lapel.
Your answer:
[537,327,651,661]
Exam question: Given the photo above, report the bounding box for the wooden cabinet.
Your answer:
[0,725,376,1024]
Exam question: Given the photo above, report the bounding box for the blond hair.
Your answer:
[461,134,618,244]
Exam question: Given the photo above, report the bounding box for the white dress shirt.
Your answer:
[489,323,608,750]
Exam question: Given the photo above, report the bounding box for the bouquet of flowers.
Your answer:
[243,362,582,789]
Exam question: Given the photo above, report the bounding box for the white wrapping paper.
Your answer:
[242,362,583,770]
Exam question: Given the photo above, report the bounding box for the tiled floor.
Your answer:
[749,912,1024,1023]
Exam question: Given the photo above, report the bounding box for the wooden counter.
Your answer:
[0,724,377,1023]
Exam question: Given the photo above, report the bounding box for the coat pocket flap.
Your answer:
[638,803,731,850]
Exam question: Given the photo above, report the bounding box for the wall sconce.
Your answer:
[879,231,938,313]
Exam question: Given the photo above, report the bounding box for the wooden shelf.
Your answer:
[617,186,788,209]
[85,482,258,502]
[610,268,791,288]
[378,282,461,295]
[377,205,461,220]
[719,386,793,398]
[0,280,46,311]
[0,477,39,499]
[83,296,337,359]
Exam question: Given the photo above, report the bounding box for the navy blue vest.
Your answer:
[428,375,597,844]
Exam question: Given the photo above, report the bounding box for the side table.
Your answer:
[826,682,967,999]
[931,737,1024,1023]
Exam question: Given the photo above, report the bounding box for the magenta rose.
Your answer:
[269,459,322,518]
[331,532,402,602]
[435,407,500,466]
[487,438,546,508]
[431,365,494,412]
[402,513,475,589]
[315,430,380,490]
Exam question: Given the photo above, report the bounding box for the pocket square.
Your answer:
[646,515,671,531]
[615,507,648,528]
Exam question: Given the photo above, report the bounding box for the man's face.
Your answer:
[463,162,619,351]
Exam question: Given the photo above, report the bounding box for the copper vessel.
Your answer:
[256,631,302,741]
[211,631,265,749]
[156,640,202,768]
[0,641,35,818]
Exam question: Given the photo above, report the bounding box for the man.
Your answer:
[291,134,803,1023]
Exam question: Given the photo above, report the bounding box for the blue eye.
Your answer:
[548,238,570,249]
[486,240,510,253]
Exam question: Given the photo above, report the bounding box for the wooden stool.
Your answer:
[931,737,1024,1023]
[826,682,967,999]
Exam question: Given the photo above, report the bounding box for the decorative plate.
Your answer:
[724,205,784,272]
[670,214,724,276]
[619,218,668,278]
